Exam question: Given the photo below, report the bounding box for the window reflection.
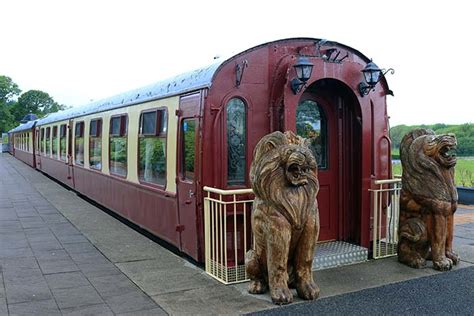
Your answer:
[183,119,196,181]
[139,110,167,185]
[296,100,327,169]
[226,98,246,185]
[109,116,127,176]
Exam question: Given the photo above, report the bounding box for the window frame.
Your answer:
[74,121,85,165]
[40,128,45,154]
[89,118,103,170]
[52,126,58,159]
[225,96,248,187]
[59,124,67,161]
[181,118,197,182]
[45,127,51,157]
[137,108,168,188]
[109,114,128,177]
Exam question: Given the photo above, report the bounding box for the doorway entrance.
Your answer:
[292,79,362,243]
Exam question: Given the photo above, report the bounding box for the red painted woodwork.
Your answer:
[73,166,180,246]
[36,155,74,188]
[176,92,203,260]
[13,149,35,167]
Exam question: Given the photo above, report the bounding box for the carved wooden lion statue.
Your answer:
[398,128,459,271]
[245,131,320,305]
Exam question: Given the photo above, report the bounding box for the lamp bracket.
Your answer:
[291,78,305,95]
[235,60,248,87]
[382,68,395,77]
[358,82,373,97]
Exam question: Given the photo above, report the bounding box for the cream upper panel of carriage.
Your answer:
[73,96,180,193]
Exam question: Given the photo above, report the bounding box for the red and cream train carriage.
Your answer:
[10,38,393,262]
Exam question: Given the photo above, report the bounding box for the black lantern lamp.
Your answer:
[291,56,314,94]
[358,60,394,97]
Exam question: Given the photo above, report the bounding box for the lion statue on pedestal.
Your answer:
[245,131,320,305]
[398,128,459,271]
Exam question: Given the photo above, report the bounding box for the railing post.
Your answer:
[370,178,402,259]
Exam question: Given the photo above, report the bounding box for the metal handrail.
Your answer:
[203,186,253,195]
[373,178,402,185]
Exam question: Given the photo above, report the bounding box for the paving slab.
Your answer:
[104,290,161,314]
[5,277,53,304]
[44,271,90,290]
[61,303,114,316]
[8,299,61,316]
[51,285,104,310]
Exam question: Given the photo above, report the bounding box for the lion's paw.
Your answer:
[270,286,293,305]
[433,257,453,271]
[446,250,460,265]
[296,281,320,301]
[248,280,267,294]
[407,257,427,269]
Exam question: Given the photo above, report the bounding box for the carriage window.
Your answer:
[226,98,246,185]
[89,119,102,170]
[182,119,196,181]
[74,122,84,165]
[45,127,51,156]
[52,126,58,158]
[296,100,327,169]
[109,115,128,176]
[59,124,67,161]
[40,128,44,154]
[37,130,40,153]
[138,110,167,186]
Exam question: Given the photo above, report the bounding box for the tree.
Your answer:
[0,75,21,133]
[13,89,65,121]
[0,75,21,103]
[0,102,15,133]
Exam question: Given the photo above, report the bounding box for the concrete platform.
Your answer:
[1,153,473,315]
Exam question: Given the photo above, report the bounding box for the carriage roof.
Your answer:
[14,37,389,129]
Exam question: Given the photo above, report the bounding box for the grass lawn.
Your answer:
[392,157,474,187]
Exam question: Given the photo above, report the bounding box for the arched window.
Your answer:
[296,100,328,169]
[226,98,247,185]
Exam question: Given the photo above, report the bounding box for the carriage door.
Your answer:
[176,93,202,258]
[35,128,41,168]
[296,94,339,241]
[67,120,75,187]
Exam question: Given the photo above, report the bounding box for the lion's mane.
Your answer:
[400,128,457,202]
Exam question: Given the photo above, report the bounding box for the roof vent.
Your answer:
[20,113,38,123]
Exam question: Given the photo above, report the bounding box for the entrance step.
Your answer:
[312,241,368,270]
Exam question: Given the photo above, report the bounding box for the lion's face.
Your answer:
[425,134,457,168]
[283,147,317,187]
[250,131,319,205]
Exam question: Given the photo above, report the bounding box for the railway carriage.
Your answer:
[10,120,36,167]
[10,38,393,263]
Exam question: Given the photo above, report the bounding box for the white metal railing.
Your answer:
[203,186,254,284]
[369,178,402,259]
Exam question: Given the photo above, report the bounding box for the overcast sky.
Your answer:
[1,0,472,126]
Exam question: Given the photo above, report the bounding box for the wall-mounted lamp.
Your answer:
[358,60,394,97]
[290,56,314,94]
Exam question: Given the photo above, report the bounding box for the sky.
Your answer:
[0,0,472,126]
